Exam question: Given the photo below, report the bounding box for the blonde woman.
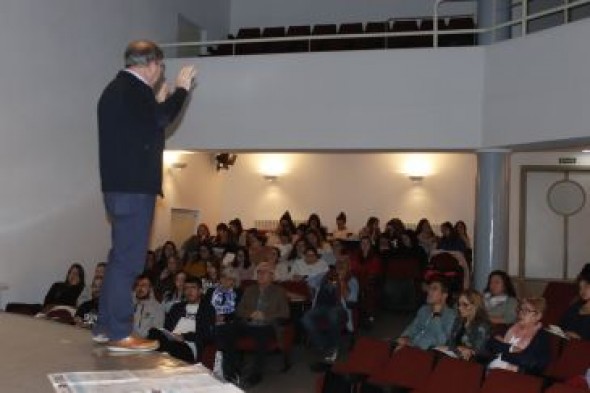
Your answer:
[436,289,491,360]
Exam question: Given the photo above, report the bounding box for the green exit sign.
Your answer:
[559,157,577,164]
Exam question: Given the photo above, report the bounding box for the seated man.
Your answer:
[75,275,103,328]
[291,246,330,282]
[148,276,215,363]
[229,262,290,388]
[133,274,164,338]
[303,258,359,363]
[395,277,457,351]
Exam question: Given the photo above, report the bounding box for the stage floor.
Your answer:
[0,312,186,392]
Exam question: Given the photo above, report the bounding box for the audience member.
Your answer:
[203,260,221,295]
[359,216,381,245]
[148,276,215,363]
[395,278,457,351]
[232,246,255,282]
[42,263,86,313]
[75,275,103,328]
[349,236,383,324]
[559,264,590,340]
[78,262,107,306]
[133,274,164,338]
[394,229,428,269]
[156,255,182,298]
[487,297,550,375]
[306,229,333,263]
[435,289,491,361]
[437,221,466,253]
[416,218,437,255]
[157,240,178,271]
[303,258,359,362]
[307,213,328,242]
[275,231,294,262]
[144,251,159,284]
[212,268,240,380]
[213,223,234,254]
[247,229,272,266]
[162,271,186,314]
[229,218,247,248]
[331,212,350,240]
[184,244,213,279]
[484,270,518,325]
[230,262,290,387]
[292,246,330,282]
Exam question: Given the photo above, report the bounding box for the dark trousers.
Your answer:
[95,192,156,340]
[221,322,277,378]
[302,306,345,351]
[148,328,195,363]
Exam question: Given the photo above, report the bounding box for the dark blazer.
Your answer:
[165,300,215,356]
[237,283,290,323]
[98,70,188,195]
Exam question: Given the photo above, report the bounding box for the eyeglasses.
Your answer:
[517,306,537,314]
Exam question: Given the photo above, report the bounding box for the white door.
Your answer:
[522,168,589,280]
[170,208,200,250]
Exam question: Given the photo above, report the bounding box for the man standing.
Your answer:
[95,40,197,351]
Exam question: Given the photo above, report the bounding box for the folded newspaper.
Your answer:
[48,364,243,393]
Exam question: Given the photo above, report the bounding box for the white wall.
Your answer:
[151,152,224,248]
[229,0,475,31]
[508,151,590,277]
[166,48,485,151]
[482,18,590,148]
[215,153,476,237]
[0,0,230,307]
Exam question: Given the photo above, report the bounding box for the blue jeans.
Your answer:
[302,306,345,351]
[95,192,156,340]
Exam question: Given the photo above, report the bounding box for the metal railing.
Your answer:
[160,0,590,56]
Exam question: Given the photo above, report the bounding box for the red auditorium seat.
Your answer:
[545,383,590,393]
[541,281,578,326]
[479,369,543,393]
[412,356,484,393]
[367,346,434,390]
[545,339,590,382]
[235,321,296,371]
[331,336,390,377]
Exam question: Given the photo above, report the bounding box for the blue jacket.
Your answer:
[400,304,457,350]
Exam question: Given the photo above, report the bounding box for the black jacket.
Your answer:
[98,71,188,195]
[165,300,215,351]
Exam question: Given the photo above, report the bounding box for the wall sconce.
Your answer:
[259,154,288,181]
[164,150,193,170]
[170,162,187,170]
[401,154,433,183]
[263,175,278,182]
[408,175,424,182]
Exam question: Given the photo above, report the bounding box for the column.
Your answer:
[473,149,510,291]
[478,0,512,44]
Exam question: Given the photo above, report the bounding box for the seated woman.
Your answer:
[437,221,466,254]
[184,244,214,279]
[436,289,491,361]
[162,271,186,314]
[291,246,330,282]
[349,236,383,324]
[484,270,518,326]
[42,263,86,314]
[415,218,437,256]
[359,216,381,246]
[202,260,221,295]
[156,255,182,299]
[247,229,272,266]
[232,246,255,282]
[559,264,590,340]
[487,297,551,375]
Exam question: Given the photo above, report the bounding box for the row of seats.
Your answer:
[208,17,477,56]
[319,337,590,393]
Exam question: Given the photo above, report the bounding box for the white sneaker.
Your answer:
[92,333,109,344]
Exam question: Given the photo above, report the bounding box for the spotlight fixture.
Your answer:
[215,153,237,171]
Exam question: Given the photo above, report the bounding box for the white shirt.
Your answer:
[173,303,199,335]
[291,258,329,278]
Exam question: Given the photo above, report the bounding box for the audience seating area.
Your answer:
[318,337,590,393]
[208,17,477,56]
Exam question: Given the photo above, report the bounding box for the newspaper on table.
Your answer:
[48,364,243,393]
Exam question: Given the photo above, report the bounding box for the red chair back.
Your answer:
[332,336,390,376]
[545,339,590,381]
[545,383,590,393]
[541,281,578,325]
[386,258,422,280]
[480,369,543,393]
[420,356,483,393]
[368,346,434,390]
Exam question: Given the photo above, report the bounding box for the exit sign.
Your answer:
[559,157,577,164]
